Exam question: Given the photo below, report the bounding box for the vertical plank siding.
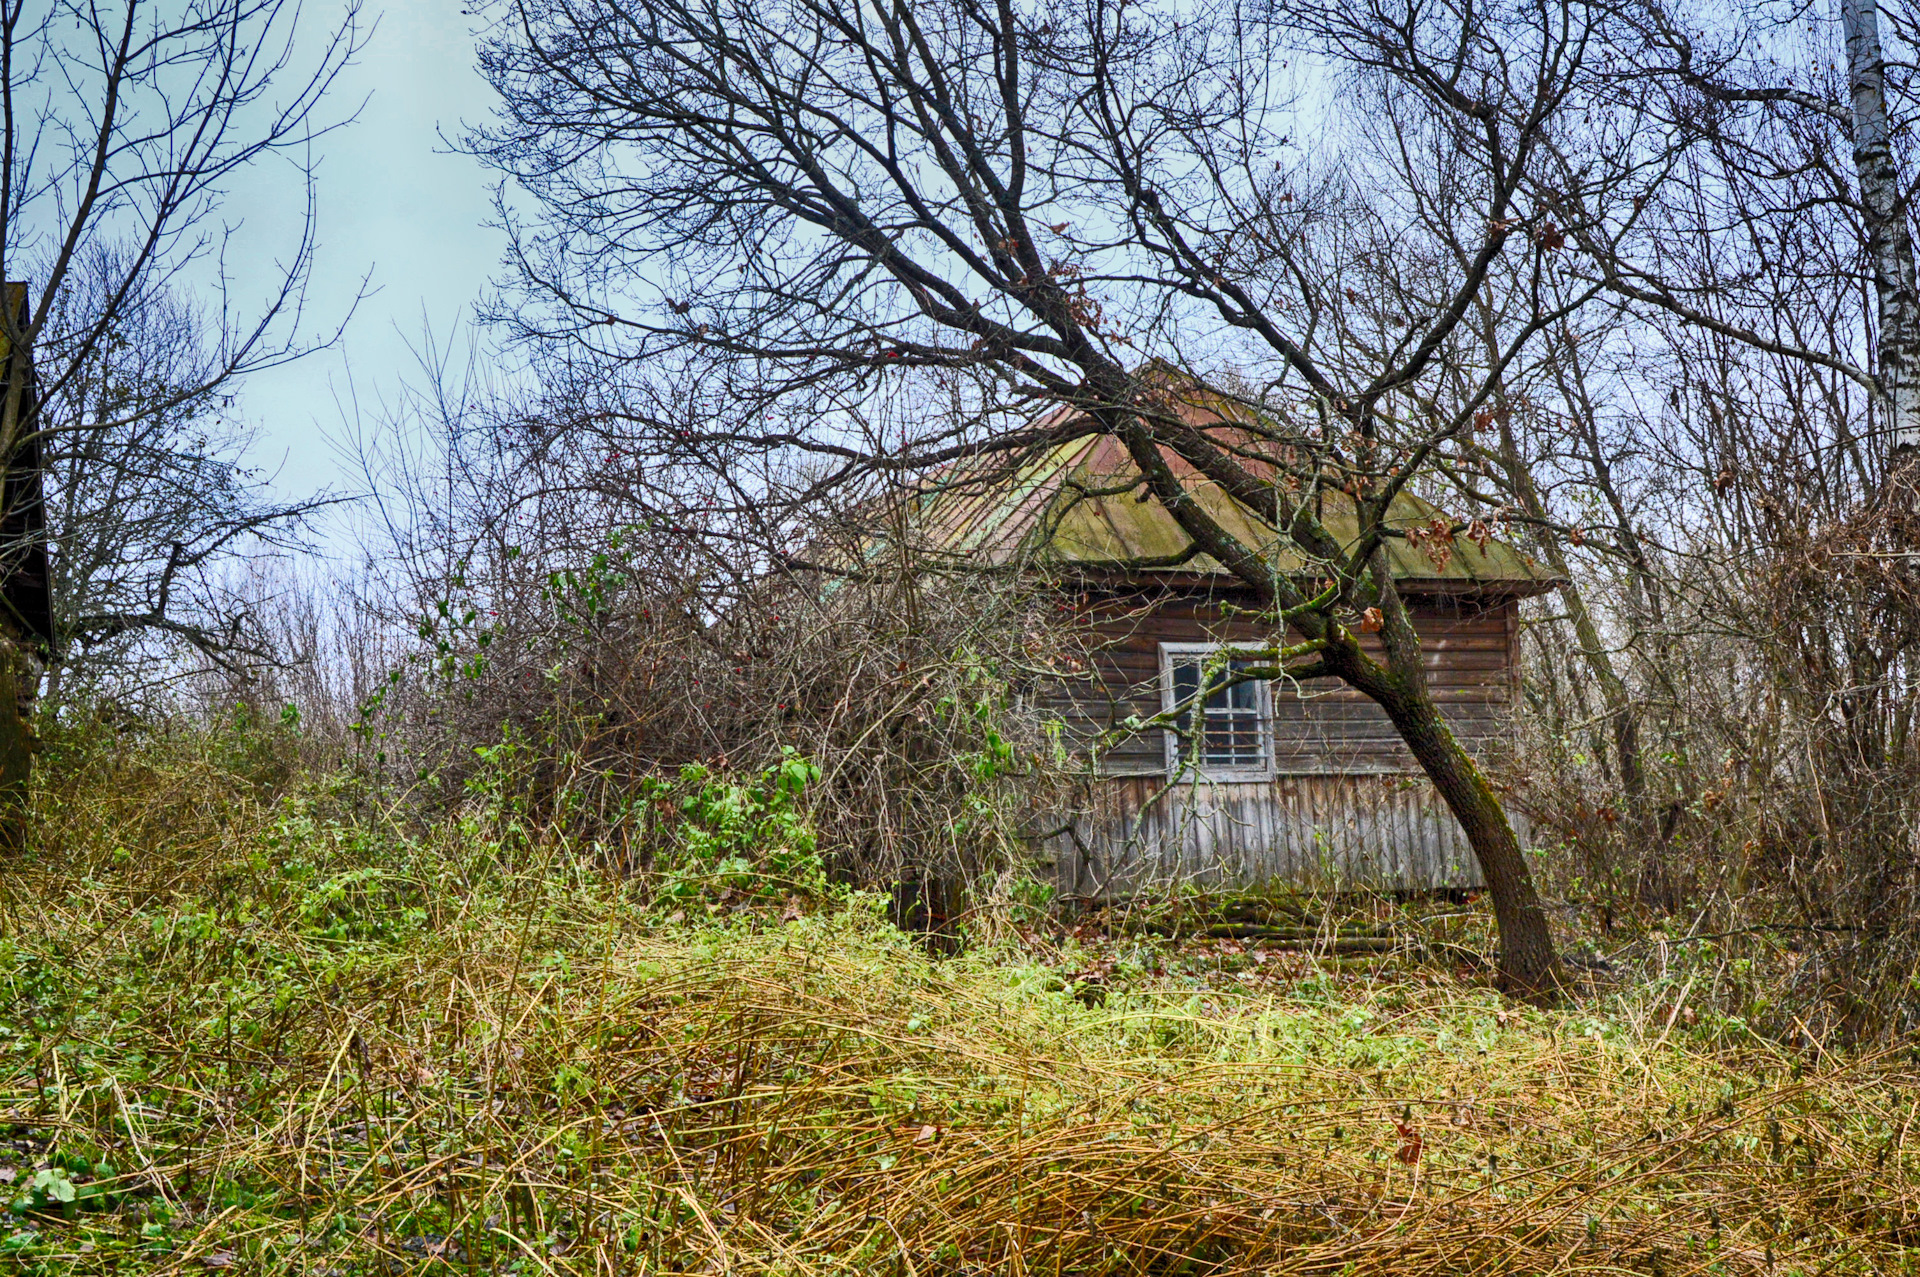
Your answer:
[1046,774,1489,897]
[1040,588,1516,895]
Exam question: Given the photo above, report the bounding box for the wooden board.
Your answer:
[1039,590,1519,779]
[1041,773,1493,896]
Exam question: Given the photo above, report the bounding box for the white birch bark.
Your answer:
[1841,0,1920,456]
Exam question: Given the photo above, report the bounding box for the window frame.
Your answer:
[1158,641,1275,780]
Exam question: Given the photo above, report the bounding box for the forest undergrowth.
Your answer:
[3,718,1920,1276]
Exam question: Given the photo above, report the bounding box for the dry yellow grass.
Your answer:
[2,723,1919,1275]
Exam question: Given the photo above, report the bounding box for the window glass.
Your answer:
[1167,653,1267,769]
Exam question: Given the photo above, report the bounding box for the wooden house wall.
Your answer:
[1036,588,1518,895]
[1043,774,1486,896]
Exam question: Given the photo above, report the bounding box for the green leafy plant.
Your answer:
[11,1168,75,1220]
[659,748,826,905]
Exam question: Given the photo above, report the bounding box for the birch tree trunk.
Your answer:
[1841,0,1920,458]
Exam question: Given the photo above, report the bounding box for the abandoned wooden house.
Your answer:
[905,405,1561,897]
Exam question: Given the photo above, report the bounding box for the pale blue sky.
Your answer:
[234,1,505,516]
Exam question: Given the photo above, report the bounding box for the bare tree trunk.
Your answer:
[1117,414,1567,996]
[0,640,32,849]
[1344,557,1561,997]
[1331,613,1563,998]
[1517,507,1672,907]
[1842,0,1920,458]
[0,287,43,851]
[1484,399,1679,908]
[1389,694,1561,993]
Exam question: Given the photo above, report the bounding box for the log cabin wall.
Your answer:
[1037,584,1518,896]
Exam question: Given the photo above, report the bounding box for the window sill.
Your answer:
[1165,767,1275,783]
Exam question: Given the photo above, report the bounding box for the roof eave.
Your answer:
[1044,565,1565,599]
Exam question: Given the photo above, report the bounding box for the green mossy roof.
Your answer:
[911,428,1559,594]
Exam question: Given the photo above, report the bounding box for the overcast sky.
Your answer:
[233,1,506,524]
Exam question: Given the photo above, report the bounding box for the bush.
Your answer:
[359,535,1088,919]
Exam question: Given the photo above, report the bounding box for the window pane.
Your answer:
[1203,710,1263,764]
[1172,661,1200,711]
[1169,655,1266,769]
[1212,667,1260,711]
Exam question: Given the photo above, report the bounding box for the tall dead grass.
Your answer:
[3,721,1920,1274]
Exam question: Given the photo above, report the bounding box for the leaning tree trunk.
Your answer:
[1339,645,1564,998]
[1330,559,1564,998]
[1842,0,1920,459]
[1111,413,1566,997]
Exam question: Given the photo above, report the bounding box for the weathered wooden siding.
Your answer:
[1038,589,1519,775]
[1045,774,1491,896]
[1036,587,1517,893]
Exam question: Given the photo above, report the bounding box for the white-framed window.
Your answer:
[1160,642,1273,778]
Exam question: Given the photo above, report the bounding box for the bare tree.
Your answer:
[0,0,365,832]
[457,0,1683,994]
[1301,0,1920,1027]
[1571,0,1920,468]
[37,245,336,703]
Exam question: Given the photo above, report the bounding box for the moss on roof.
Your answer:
[909,425,1560,595]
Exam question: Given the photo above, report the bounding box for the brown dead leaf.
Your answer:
[1393,1122,1424,1164]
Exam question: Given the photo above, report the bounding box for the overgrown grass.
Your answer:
[4,719,1920,1274]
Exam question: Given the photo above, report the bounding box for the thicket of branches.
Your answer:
[1400,0,1920,1035]
[233,0,1917,1016]
[331,380,1091,917]
[1488,305,1920,1039]
[24,0,1920,1026]
[38,248,337,704]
